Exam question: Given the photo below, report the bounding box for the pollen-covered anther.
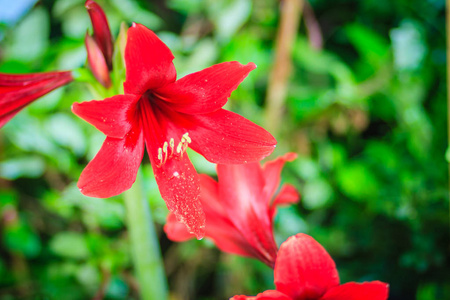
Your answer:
[176,132,191,158]
[157,148,163,163]
[169,138,175,154]
[156,133,191,167]
[156,141,169,167]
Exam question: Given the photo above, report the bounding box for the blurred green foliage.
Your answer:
[0,0,448,299]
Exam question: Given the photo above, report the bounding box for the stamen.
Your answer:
[176,132,192,158]
[157,148,163,167]
[163,141,169,164]
[169,138,175,155]
[157,132,192,167]
[182,132,191,143]
[158,148,163,162]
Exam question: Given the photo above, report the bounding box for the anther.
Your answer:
[163,141,169,163]
[156,148,164,167]
[169,138,175,155]
[157,133,192,166]
[181,132,191,143]
[158,148,163,161]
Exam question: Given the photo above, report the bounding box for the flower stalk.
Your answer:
[123,170,168,300]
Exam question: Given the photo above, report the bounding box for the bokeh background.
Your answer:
[0,0,449,299]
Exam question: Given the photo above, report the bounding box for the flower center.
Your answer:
[156,132,191,168]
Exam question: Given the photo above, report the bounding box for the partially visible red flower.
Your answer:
[231,233,389,300]
[85,0,114,87]
[164,153,299,267]
[72,23,277,239]
[0,71,73,128]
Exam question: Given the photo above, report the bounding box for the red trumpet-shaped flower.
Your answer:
[164,153,299,267]
[72,23,277,238]
[0,71,73,128]
[85,0,114,88]
[231,233,389,300]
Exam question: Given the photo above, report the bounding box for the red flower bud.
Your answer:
[85,0,114,70]
[231,234,389,300]
[85,32,112,88]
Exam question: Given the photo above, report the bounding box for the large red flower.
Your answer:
[0,71,73,128]
[72,23,277,238]
[231,233,389,300]
[164,153,299,267]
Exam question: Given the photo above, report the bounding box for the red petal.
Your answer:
[138,94,205,238]
[262,153,297,203]
[0,71,73,128]
[269,184,300,220]
[164,176,217,244]
[72,94,139,138]
[151,152,205,239]
[274,233,340,299]
[154,62,256,114]
[217,162,266,223]
[273,184,300,206]
[0,78,57,112]
[231,290,292,300]
[77,126,144,198]
[164,173,260,258]
[230,296,256,300]
[85,0,113,69]
[85,33,111,88]
[164,212,194,242]
[320,281,389,300]
[124,24,176,95]
[0,71,70,85]
[186,109,276,164]
[217,163,277,267]
[198,174,257,258]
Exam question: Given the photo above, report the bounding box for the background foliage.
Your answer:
[0,0,448,299]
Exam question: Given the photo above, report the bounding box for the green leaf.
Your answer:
[3,218,41,257]
[44,113,87,157]
[390,20,426,71]
[0,156,45,179]
[345,23,390,65]
[4,7,50,62]
[302,178,333,209]
[50,232,90,260]
[208,0,252,41]
[336,162,379,201]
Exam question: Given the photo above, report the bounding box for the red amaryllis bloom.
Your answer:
[231,233,389,300]
[85,0,114,87]
[0,71,73,128]
[164,153,299,267]
[72,23,277,238]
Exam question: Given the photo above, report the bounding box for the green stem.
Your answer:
[447,0,450,234]
[123,170,168,300]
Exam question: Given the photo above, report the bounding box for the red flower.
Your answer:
[0,71,73,128]
[85,0,114,88]
[231,233,389,300]
[164,153,299,267]
[72,23,277,238]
